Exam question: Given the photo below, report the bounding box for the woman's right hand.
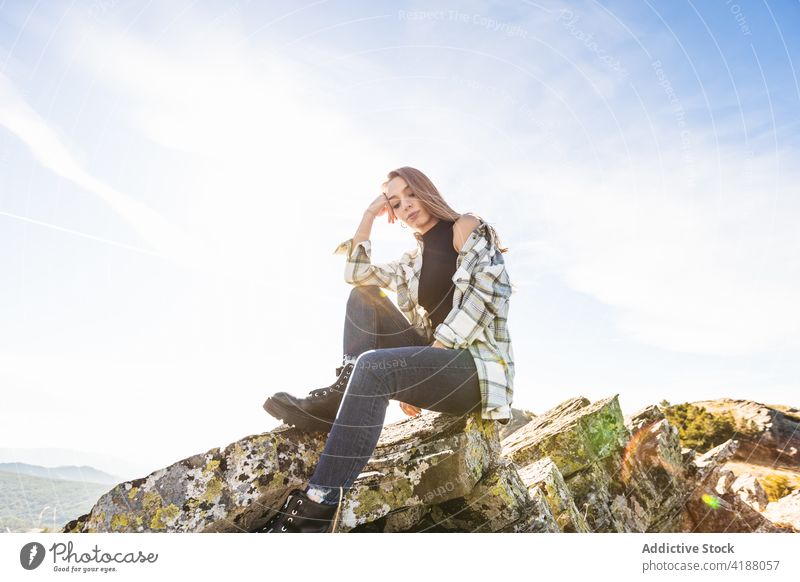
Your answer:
[399,402,422,417]
[366,190,396,224]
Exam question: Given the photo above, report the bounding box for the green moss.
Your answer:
[149,513,163,529]
[583,407,625,459]
[204,459,220,474]
[142,491,162,511]
[150,504,180,530]
[761,474,795,502]
[110,513,129,531]
[353,480,414,520]
[127,486,139,500]
[474,414,498,441]
[464,442,487,481]
[89,511,106,533]
[202,476,224,503]
[489,473,515,507]
[267,471,286,489]
[352,490,390,518]
[230,443,245,463]
[535,436,576,474]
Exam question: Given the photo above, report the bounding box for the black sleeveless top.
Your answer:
[418,219,458,330]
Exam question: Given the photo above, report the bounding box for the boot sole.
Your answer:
[264,396,334,434]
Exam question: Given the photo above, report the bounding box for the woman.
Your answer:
[262,166,515,533]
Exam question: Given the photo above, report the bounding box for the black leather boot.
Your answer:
[261,488,343,533]
[263,362,354,433]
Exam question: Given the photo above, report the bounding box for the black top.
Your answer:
[418,219,458,330]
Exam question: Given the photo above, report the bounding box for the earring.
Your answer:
[400,222,407,229]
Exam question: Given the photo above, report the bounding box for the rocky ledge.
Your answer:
[63,395,798,533]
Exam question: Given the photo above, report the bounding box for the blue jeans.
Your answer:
[306,285,482,504]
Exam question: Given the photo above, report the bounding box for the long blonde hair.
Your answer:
[385,166,509,253]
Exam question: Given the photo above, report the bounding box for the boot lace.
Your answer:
[309,364,353,399]
[267,493,304,532]
[266,487,344,533]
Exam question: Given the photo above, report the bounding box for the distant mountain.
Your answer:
[0,447,152,482]
[0,470,112,533]
[0,463,120,485]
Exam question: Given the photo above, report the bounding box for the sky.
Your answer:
[0,0,798,480]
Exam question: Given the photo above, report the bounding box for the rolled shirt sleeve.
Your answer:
[333,238,408,293]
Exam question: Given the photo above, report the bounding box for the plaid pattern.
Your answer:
[333,219,514,422]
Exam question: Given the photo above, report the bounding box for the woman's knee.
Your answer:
[347,285,389,307]
[347,285,385,308]
[346,350,392,396]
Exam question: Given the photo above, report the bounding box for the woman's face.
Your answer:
[383,176,438,234]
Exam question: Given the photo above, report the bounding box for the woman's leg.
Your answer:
[265,285,430,432]
[306,345,482,504]
[342,285,429,362]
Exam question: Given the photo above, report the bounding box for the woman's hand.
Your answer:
[399,402,422,417]
[430,339,448,349]
[366,189,397,224]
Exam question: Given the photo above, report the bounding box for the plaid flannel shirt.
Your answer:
[333,218,515,423]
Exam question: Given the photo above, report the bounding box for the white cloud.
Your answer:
[508,136,800,355]
[0,71,201,267]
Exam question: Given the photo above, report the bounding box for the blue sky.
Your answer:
[0,0,798,478]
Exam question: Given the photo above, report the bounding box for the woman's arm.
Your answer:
[334,207,413,293]
[352,210,376,247]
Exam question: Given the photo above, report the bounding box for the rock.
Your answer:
[624,404,666,433]
[334,411,500,532]
[683,439,734,491]
[762,490,800,531]
[382,504,430,533]
[729,474,769,512]
[715,469,736,495]
[613,417,689,532]
[60,392,800,534]
[502,395,631,531]
[427,458,546,532]
[63,426,328,533]
[63,411,501,533]
[678,440,791,532]
[502,395,628,478]
[500,487,562,533]
[517,457,589,532]
[710,468,774,515]
[690,399,800,467]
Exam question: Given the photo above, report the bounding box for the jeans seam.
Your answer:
[338,377,385,489]
[312,368,389,491]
